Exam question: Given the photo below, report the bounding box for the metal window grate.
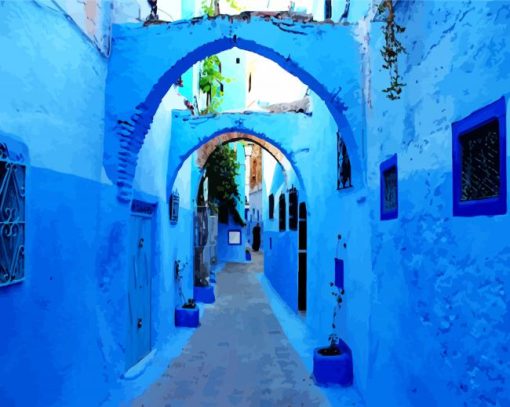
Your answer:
[460,119,500,201]
[169,191,180,224]
[382,165,397,212]
[0,143,26,287]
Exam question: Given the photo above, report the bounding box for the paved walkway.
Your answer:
[132,253,330,406]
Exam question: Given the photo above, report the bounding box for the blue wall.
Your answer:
[2,1,510,406]
[362,2,510,405]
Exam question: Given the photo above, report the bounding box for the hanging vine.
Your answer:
[378,0,406,100]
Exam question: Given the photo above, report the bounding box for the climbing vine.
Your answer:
[378,0,406,100]
[202,144,245,225]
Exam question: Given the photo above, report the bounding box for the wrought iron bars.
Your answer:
[0,142,26,287]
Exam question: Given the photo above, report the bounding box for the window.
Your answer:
[0,138,27,287]
[228,230,242,245]
[452,97,507,216]
[169,191,179,224]
[289,187,298,230]
[268,194,275,219]
[380,154,398,220]
[325,0,332,19]
[279,194,286,231]
[337,133,352,190]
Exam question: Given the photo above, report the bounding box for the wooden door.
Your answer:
[127,213,152,369]
[298,202,307,312]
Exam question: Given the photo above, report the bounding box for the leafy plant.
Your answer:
[201,0,241,17]
[199,56,231,114]
[378,0,406,100]
[203,144,245,226]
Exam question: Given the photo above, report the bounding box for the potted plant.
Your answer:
[174,260,200,328]
[193,266,215,304]
[313,282,353,386]
[245,248,252,261]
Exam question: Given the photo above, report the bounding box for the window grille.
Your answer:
[169,191,180,224]
[452,97,506,216]
[279,194,286,231]
[380,155,398,220]
[0,140,26,287]
[460,120,500,201]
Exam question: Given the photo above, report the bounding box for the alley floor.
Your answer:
[132,253,330,406]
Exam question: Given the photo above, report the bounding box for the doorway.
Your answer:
[298,202,307,312]
[126,203,153,369]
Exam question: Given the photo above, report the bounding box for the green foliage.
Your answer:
[378,0,406,100]
[201,0,241,17]
[199,56,231,114]
[204,144,245,225]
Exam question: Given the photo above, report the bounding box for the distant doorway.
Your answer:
[298,202,307,312]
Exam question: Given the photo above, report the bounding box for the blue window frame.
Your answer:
[452,97,507,216]
[380,154,398,220]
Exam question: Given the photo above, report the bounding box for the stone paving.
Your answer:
[132,253,330,406]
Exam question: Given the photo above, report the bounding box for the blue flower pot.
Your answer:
[313,339,353,386]
[175,306,199,328]
[193,285,215,304]
[245,251,252,261]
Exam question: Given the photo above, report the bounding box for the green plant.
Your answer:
[203,144,245,226]
[378,0,406,100]
[201,0,241,17]
[199,55,230,114]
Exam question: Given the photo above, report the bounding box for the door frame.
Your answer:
[126,198,158,370]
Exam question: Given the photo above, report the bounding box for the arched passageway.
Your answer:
[169,130,308,317]
[104,14,363,202]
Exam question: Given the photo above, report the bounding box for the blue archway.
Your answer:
[105,15,363,202]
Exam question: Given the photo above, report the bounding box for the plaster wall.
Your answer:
[0,2,118,405]
[362,1,510,405]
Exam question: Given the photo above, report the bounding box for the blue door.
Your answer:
[127,212,152,369]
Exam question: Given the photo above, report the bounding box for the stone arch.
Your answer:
[167,111,309,205]
[106,14,362,202]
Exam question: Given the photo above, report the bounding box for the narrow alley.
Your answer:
[133,254,328,406]
[2,0,510,406]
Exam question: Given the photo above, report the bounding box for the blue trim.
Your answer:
[228,229,242,245]
[452,97,507,216]
[334,258,344,290]
[380,154,398,220]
